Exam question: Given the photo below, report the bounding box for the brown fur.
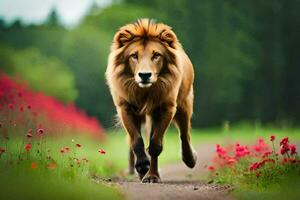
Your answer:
[106,19,197,183]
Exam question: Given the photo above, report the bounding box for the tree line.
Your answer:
[0,0,299,128]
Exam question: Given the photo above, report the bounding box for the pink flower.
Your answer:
[216,144,226,157]
[227,157,236,164]
[235,144,250,158]
[252,138,270,153]
[37,128,44,135]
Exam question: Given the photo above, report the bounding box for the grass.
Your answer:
[202,124,300,200]
[0,128,203,200]
[1,124,300,199]
[234,172,300,200]
[0,169,122,200]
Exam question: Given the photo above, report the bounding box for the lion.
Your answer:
[105,19,197,183]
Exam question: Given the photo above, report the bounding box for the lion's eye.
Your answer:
[152,53,161,61]
[130,53,138,61]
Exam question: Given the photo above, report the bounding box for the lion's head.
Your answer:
[109,19,180,88]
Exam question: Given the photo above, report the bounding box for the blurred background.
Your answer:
[1,0,299,129]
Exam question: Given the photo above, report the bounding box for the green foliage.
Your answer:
[0,0,299,127]
[0,46,77,102]
[62,25,114,124]
[45,8,62,27]
[234,172,300,200]
[83,4,157,35]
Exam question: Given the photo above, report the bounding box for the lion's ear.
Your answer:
[114,29,134,49]
[159,29,178,49]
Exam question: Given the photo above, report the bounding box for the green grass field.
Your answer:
[1,124,300,199]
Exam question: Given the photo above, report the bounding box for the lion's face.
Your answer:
[109,19,179,90]
[125,40,166,88]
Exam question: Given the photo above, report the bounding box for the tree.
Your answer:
[45,8,61,27]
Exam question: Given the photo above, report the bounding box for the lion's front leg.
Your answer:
[118,104,150,179]
[142,103,176,183]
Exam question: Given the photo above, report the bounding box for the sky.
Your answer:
[0,0,111,26]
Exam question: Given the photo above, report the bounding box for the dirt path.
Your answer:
[102,144,234,200]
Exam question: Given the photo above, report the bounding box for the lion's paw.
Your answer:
[141,173,161,183]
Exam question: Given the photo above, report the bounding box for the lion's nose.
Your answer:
[138,72,152,82]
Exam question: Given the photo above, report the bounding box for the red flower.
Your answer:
[262,151,273,158]
[260,158,275,166]
[31,162,38,169]
[208,165,215,171]
[76,143,82,148]
[0,147,5,154]
[25,143,32,152]
[64,147,70,153]
[250,162,260,171]
[252,138,270,153]
[270,135,275,142]
[289,144,296,155]
[280,137,289,146]
[19,106,24,112]
[98,149,106,155]
[8,103,14,110]
[280,145,289,155]
[281,157,288,164]
[256,172,262,178]
[27,105,32,110]
[288,158,296,163]
[60,148,65,154]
